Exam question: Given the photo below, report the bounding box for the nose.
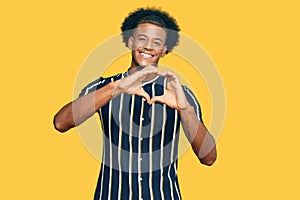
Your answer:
[143,40,153,50]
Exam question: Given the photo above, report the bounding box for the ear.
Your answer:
[128,36,134,50]
[159,45,168,58]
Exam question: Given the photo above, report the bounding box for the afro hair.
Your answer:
[121,7,180,54]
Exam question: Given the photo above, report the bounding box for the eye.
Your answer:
[153,41,162,46]
[138,37,146,41]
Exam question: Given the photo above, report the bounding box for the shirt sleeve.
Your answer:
[78,77,106,97]
[182,86,203,123]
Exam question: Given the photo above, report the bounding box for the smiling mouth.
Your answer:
[140,52,153,59]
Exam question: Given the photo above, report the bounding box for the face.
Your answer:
[128,23,167,68]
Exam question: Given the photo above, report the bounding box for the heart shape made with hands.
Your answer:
[134,87,180,110]
[113,67,189,111]
[132,70,189,111]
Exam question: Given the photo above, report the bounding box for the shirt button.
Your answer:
[141,117,144,121]
[139,157,142,161]
[139,177,143,181]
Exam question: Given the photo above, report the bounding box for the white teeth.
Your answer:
[140,52,152,58]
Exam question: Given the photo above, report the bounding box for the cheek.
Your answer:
[156,49,164,57]
[132,41,144,50]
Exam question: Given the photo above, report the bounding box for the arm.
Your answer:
[180,105,217,166]
[53,65,159,132]
[151,70,217,166]
[53,81,119,132]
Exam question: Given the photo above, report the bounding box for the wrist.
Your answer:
[178,99,191,110]
[179,104,193,113]
[110,80,121,99]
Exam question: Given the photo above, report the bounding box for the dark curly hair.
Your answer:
[121,7,180,54]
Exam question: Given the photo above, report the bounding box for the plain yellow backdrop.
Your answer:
[1,0,299,199]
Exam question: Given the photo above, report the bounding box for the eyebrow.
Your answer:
[136,34,164,42]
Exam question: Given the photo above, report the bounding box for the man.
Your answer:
[54,7,217,200]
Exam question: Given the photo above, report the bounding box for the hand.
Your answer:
[112,65,159,104]
[150,70,190,111]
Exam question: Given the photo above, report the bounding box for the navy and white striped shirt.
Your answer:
[79,70,202,200]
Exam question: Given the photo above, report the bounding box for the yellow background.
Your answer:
[1,0,299,199]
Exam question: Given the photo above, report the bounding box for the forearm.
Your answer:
[180,105,217,166]
[53,81,119,132]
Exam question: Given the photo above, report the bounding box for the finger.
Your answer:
[158,70,168,76]
[144,64,158,70]
[165,71,177,79]
[134,71,158,82]
[142,67,159,75]
[150,95,165,104]
[136,68,159,79]
[158,70,178,81]
[139,64,158,71]
[135,88,151,104]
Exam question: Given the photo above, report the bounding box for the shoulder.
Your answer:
[182,85,203,122]
[79,72,125,97]
[101,73,124,83]
[182,86,197,101]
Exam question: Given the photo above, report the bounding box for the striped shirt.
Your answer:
[79,70,203,200]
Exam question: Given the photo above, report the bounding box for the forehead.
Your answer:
[133,23,166,39]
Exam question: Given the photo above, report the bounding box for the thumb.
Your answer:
[150,95,165,104]
[135,88,151,104]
